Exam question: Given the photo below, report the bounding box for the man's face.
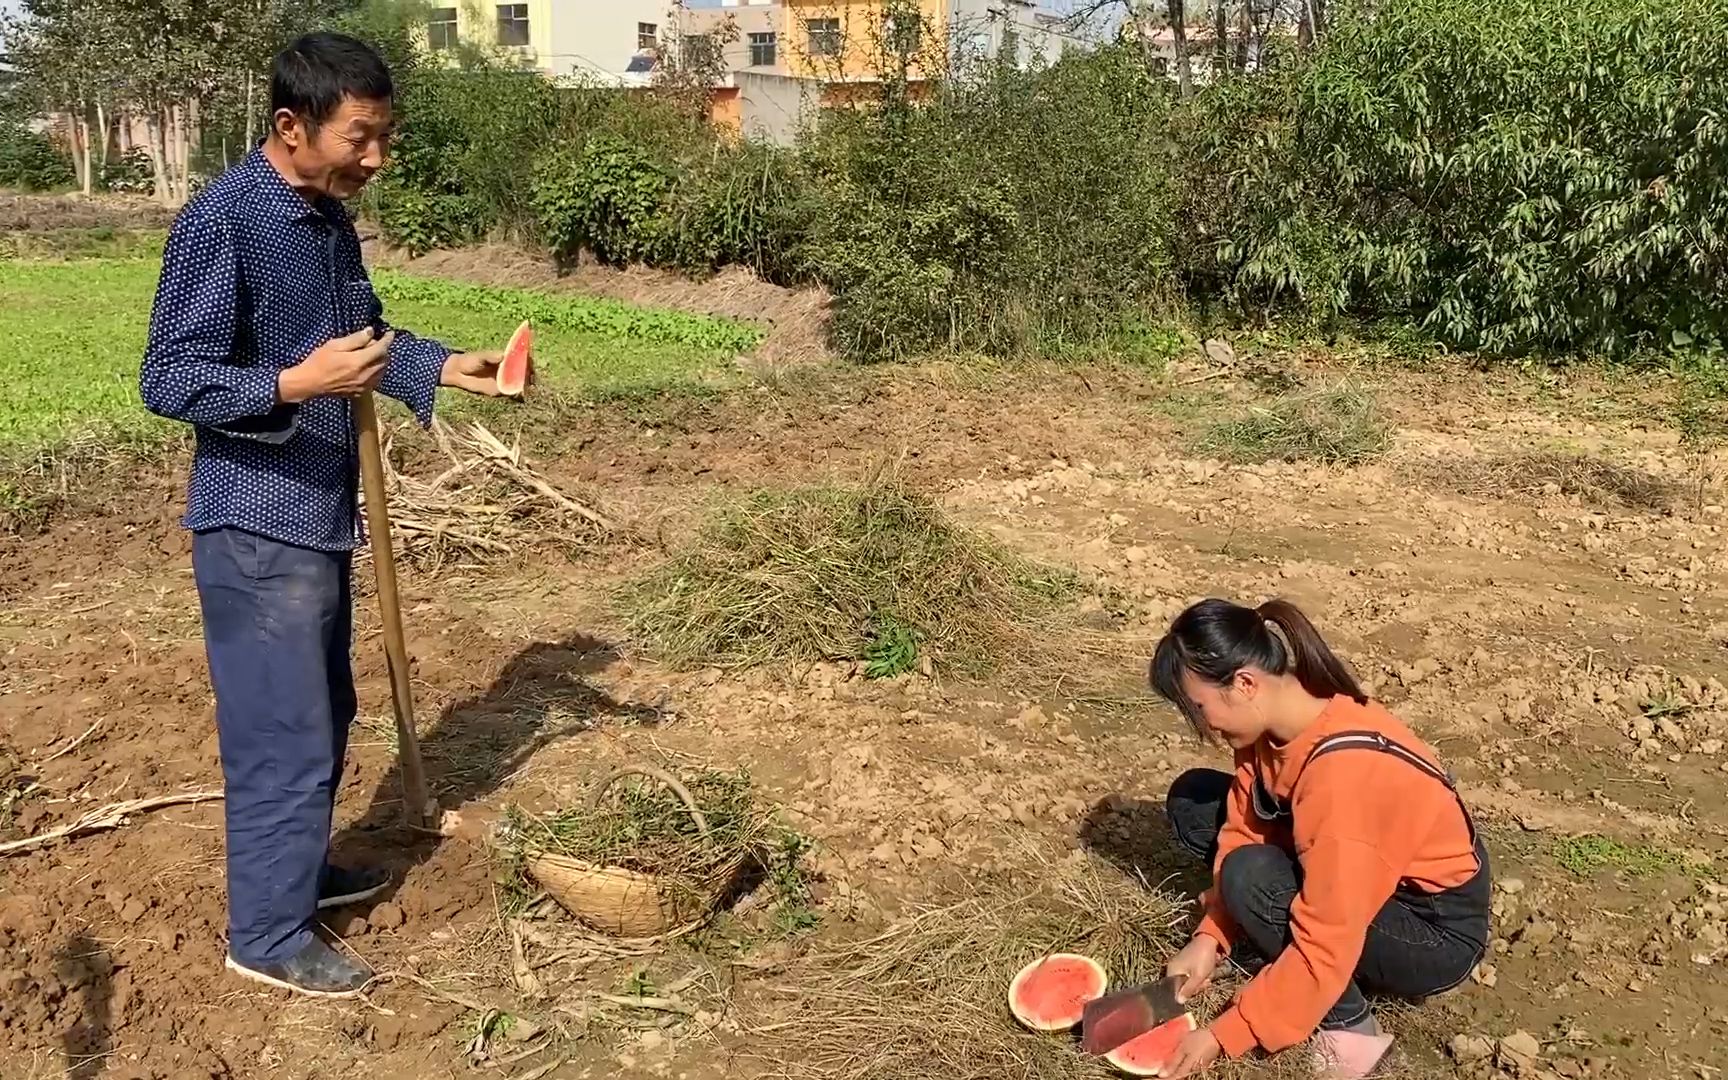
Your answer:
[275,95,395,200]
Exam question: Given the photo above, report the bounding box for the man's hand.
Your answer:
[1166,936,1222,1003]
[440,351,523,397]
[278,327,396,403]
[1161,1027,1223,1079]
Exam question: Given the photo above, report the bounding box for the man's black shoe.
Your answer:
[225,937,372,998]
[318,865,390,910]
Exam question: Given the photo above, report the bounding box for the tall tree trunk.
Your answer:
[94,100,109,171]
[1214,0,1228,75]
[145,110,172,205]
[1167,0,1192,98]
[80,115,94,195]
[244,72,255,147]
[64,107,91,196]
[118,114,133,154]
[178,99,197,200]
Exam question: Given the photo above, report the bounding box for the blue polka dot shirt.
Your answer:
[140,146,451,552]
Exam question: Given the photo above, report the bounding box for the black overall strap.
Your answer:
[1296,729,1478,843]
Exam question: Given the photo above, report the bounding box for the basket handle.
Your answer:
[589,764,712,840]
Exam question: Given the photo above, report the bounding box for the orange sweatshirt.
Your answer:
[1199,695,1480,1059]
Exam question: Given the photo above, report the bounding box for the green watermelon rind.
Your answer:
[1005,952,1109,1032]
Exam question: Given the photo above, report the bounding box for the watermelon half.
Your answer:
[1103,1012,1197,1076]
[497,319,532,396]
[1006,952,1109,1032]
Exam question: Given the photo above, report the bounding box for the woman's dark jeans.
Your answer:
[1165,768,1491,1030]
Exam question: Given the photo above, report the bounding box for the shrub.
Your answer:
[0,122,73,191]
[803,43,1179,361]
[371,66,567,253]
[1186,0,1728,357]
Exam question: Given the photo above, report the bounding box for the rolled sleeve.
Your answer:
[140,209,288,428]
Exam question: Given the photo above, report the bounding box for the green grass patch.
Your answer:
[619,468,1080,676]
[0,257,761,458]
[0,259,167,452]
[1551,834,1692,879]
[0,227,167,261]
[371,271,762,355]
[1196,380,1392,466]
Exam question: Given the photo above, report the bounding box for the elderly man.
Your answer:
[140,31,504,997]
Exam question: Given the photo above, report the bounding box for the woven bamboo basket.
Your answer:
[523,764,751,938]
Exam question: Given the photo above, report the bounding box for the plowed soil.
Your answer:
[2,270,1725,1080]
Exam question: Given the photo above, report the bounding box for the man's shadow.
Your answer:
[58,934,111,1079]
[330,631,663,903]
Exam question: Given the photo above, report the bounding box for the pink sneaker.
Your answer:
[1311,1029,1395,1080]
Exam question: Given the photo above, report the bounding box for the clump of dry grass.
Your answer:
[1406,450,1675,511]
[750,848,1187,1080]
[618,464,1079,676]
[751,846,1453,1080]
[1198,381,1391,466]
[377,418,617,570]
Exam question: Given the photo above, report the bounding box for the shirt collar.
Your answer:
[244,144,337,224]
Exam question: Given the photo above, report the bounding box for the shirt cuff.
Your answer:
[384,335,451,427]
[1210,1006,1257,1059]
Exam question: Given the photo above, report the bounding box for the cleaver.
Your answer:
[1080,975,1187,1055]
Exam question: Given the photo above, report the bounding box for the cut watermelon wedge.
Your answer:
[1103,1012,1197,1076]
[1006,952,1109,1033]
[497,319,532,396]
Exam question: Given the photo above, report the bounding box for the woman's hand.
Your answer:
[1160,1027,1223,1079]
[1165,936,1221,1002]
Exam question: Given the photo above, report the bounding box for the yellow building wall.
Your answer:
[782,0,948,81]
[411,0,555,70]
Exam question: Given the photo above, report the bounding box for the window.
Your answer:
[748,31,777,68]
[807,17,841,57]
[427,7,458,51]
[496,3,530,47]
[638,22,658,52]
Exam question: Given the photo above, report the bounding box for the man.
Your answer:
[140,31,506,998]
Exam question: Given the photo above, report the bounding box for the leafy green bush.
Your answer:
[0,122,73,191]
[371,67,567,253]
[804,43,1179,361]
[533,134,673,267]
[1187,0,1728,357]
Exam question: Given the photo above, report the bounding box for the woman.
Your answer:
[1145,598,1490,1080]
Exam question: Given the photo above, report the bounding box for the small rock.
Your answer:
[1500,1030,1542,1062]
[1451,1034,1495,1063]
[369,903,406,931]
[118,899,149,925]
[1519,918,1558,949]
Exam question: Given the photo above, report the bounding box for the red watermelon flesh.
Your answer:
[1103,1013,1197,1076]
[1006,952,1109,1032]
[497,320,532,396]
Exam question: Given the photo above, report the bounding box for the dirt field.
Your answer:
[2,245,1726,1080]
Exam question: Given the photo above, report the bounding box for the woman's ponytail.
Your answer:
[1255,598,1366,705]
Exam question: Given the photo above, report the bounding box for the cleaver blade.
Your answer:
[1080,975,1187,1056]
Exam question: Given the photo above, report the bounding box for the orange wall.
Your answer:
[782,0,948,80]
